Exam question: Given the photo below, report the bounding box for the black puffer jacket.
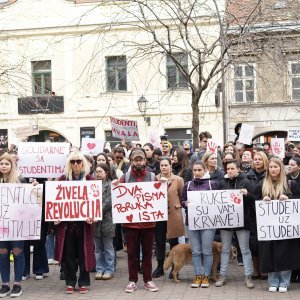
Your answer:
[219,173,254,231]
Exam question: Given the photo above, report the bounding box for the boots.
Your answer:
[152,259,164,278]
[251,256,260,280]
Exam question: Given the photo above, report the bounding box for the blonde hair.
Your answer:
[65,151,90,180]
[202,151,217,171]
[262,157,290,199]
[252,151,268,171]
[0,153,20,183]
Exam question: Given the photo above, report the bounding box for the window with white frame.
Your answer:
[233,64,255,103]
[290,62,300,101]
[106,56,127,91]
[32,61,52,96]
[166,53,188,89]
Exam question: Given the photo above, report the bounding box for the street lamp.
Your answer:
[137,95,150,126]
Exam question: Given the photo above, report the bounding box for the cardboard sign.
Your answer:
[111,181,168,224]
[0,183,43,241]
[271,138,285,158]
[238,123,255,145]
[18,142,70,178]
[207,139,218,154]
[288,129,300,141]
[187,189,244,230]
[81,138,104,155]
[45,181,102,221]
[110,117,139,141]
[256,199,300,241]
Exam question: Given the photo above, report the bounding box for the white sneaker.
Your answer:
[35,274,43,280]
[279,286,287,293]
[48,259,54,265]
[125,282,137,293]
[268,286,277,292]
[22,275,28,281]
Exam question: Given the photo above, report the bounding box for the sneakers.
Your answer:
[215,275,226,287]
[125,282,137,293]
[144,281,158,292]
[0,285,10,298]
[102,273,113,280]
[268,286,277,292]
[191,275,202,288]
[10,285,22,298]
[79,286,88,294]
[35,274,43,280]
[95,272,103,280]
[279,286,288,293]
[245,276,255,289]
[201,276,210,288]
[65,286,75,294]
[48,259,59,265]
[21,275,29,281]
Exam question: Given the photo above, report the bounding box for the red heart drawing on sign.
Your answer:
[87,143,96,150]
[126,214,133,223]
[154,182,161,189]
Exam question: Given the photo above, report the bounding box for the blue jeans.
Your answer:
[220,230,253,276]
[46,234,55,260]
[0,240,25,283]
[188,229,216,276]
[94,237,115,274]
[268,271,292,288]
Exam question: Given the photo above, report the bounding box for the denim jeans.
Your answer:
[188,229,216,276]
[46,234,55,260]
[94,237,115,274]
[0,240,25,283]
[268,270,292,287]
[220,230,253,276]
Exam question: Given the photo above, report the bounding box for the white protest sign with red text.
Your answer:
[111,181,168,224]
[271,138,285,158]
[45,181,102,221]
[18,142,70,178]
[187,189,244,230]
[81,138,104,155]
[110,117,139,141]
[0,183,43,241]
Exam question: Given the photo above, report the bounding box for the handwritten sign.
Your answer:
[207,139,218,154]
[0,183,43,241]
[187,190,244,230]
[45,181,102,221]
[238,123,255,145]
[81,138,104,155]
[271,138,285,158]
[288,129,300,141]
[111,181,168,223]
[110,117,139,141]
[17,142,70,178]
[256,199,300,241]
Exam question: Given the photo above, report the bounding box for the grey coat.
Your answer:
[93,180,115,238]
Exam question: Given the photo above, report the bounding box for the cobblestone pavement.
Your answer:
[16,250,300,299]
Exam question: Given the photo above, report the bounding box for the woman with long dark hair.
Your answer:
[172,147,192,183]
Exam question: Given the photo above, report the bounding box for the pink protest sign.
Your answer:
[110,117,139,141]
[111,181,168,224]
[45,181,102,221]
[0,183,43,241]
[17,142,70,178]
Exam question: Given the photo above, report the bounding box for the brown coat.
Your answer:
[157,173,185,239]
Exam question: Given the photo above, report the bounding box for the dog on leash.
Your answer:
[163,241,237,283]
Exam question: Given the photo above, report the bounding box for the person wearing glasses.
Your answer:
[161,142,172,157]
[182,140,194,161]
[54,151,95,295]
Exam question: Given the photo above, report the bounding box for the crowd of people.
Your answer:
[0,130,300,296]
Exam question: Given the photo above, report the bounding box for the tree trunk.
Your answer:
[191,92,200,149]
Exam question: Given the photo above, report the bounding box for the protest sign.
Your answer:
[238,123,255,145]
[18,142,70,178]
[112,181,168,224]
[271,138,285,158]
[81,138,104,155]
[45,181,102,221]
[110,117,139,141]
[256,199,300,241]
[207,139,218,154]
[288,129,300,141]
[187,189,244,230]
[0,183,43,241]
